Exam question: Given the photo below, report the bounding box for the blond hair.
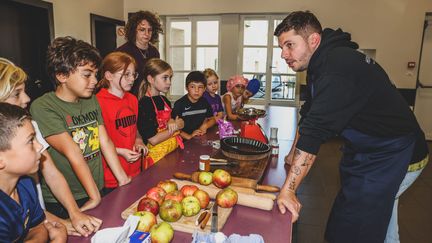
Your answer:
[0,58,27,101]
[203,68,219,81]
[137,58,172,100]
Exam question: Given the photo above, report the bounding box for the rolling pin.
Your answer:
[174,172,280,193]
[172,179,274,211]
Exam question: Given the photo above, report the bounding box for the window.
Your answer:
[240,15,297,104]
[166,16,220,97]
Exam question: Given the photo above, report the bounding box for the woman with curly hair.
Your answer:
[116,10,163,96]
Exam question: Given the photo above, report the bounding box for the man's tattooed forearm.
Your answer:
[294,148,301,160]
[292,165,301,175]
[288,177,296,191]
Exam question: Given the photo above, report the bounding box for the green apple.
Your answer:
[159,199,183,222]
[198,172,213,185]
[150,222,174,243]
[133,211,157,232]
[181,196,201,217]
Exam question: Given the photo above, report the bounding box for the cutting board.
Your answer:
[121,196,232,234]
[210,150,271,182]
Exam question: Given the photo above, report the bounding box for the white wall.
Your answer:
[124,0,432,89]
[44,0,124,43]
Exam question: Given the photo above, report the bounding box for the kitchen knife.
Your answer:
[210,202,218,233]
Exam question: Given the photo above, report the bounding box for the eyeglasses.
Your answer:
[117,72,138,80]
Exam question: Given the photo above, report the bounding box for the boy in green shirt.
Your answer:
[30,37,130,220]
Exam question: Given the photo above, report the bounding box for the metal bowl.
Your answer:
[237,107,266,120]
[220,137,271,160]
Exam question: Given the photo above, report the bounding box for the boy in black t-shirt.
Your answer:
[172,71,216,140]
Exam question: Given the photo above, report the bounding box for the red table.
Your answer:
[69,105,296,243]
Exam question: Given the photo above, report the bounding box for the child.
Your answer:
[96,52,148,194]
[0,103,67,242]
[30,37,130,219]
[172,71,216,140]
[242,78,261,104]
[202,68,224,120]
[222,75,248,120]
[137,58,184,167]
[0,58,101,237]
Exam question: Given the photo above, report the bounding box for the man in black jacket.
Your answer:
[275,11,428,243]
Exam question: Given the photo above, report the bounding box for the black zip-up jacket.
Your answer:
[296,28,427,161]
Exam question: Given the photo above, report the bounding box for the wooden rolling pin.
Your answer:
[174,172,280,193]
[172,179,274,211]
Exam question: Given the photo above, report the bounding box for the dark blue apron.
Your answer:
[324,128,415,243]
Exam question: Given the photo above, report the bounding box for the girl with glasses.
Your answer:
[96,52,148,195]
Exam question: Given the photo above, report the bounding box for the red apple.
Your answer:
[157,180,178,194]
[133,211,157,232]
[159,199,183,222]
[137,197,159,216]
[181,196,201,217]
[216,188,238,208]
[146,187,167,205]
[150,222,174,243]
[193,189,210,209]
[212,169,232,188]
[180,185,199,197]
[198,172,213,185]
[165,190,184,203]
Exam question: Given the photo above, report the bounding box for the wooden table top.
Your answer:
[68,105,297,243]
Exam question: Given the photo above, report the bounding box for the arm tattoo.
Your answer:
[294,148,301,160]
[288,177,296,191]
[292,165,301,175]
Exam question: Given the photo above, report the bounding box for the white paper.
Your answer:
[91,215,140,243]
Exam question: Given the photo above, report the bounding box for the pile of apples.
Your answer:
[134,169,238,243]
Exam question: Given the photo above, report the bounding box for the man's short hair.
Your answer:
[274,11,322,39]
[185,71,206,87]
[46,36,101,86]
[0,103,31,151]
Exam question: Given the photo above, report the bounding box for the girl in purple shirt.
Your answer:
[203,68,224,120]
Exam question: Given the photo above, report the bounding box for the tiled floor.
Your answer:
[292,139,432,243]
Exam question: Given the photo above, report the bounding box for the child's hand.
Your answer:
[192,129,204,137]
[80,196,101,212]
[69,211,103,237]
[198,124,208,135]
[44,220,67,243]
[167,118,177,134]
[134,142,148,156]
[117,148,141,162]
[175,116,185,130]
[119,175,132,187]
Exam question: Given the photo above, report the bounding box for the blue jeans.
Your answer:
[384,168,424,243]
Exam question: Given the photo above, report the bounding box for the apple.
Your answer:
[165,190,184,203]
[159,199,183,222]
[157,180,178,194]
[146,187,167,205]
[193,189,210,209]
[180,185,199,197]
[198,172,213,185]
[181,196,201,217]
[150,222,174,243]
[216,188,238,208]
[212,169,232,188]
[133,211,157,232]
[137,197,159,216]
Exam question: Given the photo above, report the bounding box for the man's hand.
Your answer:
[44,220,67,243]
[69,211,103,237]
[117,148,141,162]
[277,190,302,223]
